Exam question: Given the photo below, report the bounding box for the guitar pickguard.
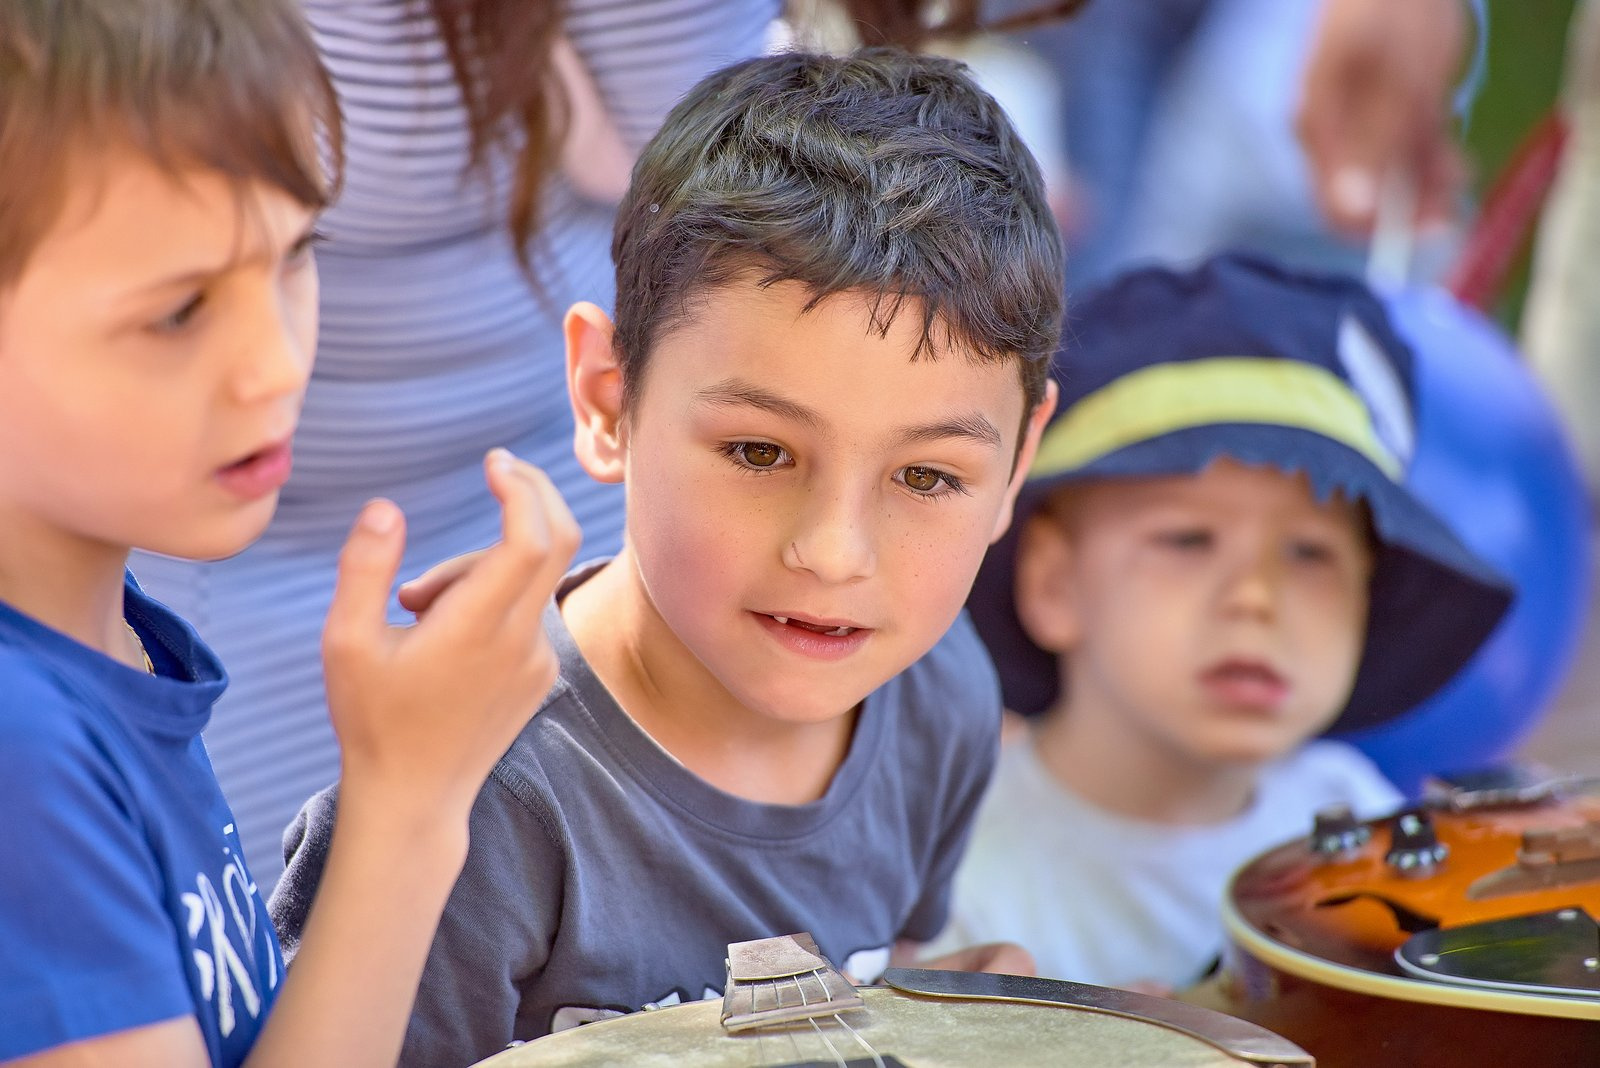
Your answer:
[1396,907,1600,998]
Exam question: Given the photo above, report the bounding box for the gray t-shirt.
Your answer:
[269,564,1000,1066]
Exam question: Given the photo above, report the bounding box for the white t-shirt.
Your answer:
[931,734,1402,989]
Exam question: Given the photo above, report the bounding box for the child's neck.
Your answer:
[1031,700,1259,825]
[0,508,142,669]
[561,550,857,806]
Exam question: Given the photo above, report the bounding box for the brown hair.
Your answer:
[0,0,342,290]
[612,49,1064,415]
[429,0,1085,275]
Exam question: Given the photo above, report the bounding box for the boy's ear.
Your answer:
[565,301,627,484]
[990,378,1058,543]
[1013,510,1083,654]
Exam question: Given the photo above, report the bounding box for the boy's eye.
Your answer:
[150,292,206,334]
[738,442,783,468]
[728,441,787,468]
[286,228,327,269]
[1155,528,1212,550]
[1289,539,1336,564]
[896,465,966,497]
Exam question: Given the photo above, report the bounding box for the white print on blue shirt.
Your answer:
[547,944,892,1034]
[180,825,280,1038]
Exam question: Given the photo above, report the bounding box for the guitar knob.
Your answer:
[1309,803,1371,859]
[1386,810,1449,878]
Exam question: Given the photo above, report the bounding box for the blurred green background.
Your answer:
[1469,0,1579,327]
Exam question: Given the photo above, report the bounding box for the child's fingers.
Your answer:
[519,457,581,586]
[439,451,579,625]
[506,457,582,619]
[397,549,488,616]
[323,499,407,661]
[917,941,1036,976]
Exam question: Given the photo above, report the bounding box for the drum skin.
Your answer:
[473,984,1299,1068]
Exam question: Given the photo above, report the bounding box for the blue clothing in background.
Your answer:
[0,578,279,1066]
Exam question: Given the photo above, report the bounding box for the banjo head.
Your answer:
[474,984,1297,1067]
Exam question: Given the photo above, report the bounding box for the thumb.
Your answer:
[324,498,407,656]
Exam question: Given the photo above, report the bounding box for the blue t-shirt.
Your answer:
[0,577,281,1064]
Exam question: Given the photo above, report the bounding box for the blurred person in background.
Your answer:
[1007,0,1483,287]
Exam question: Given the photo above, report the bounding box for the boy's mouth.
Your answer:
[1198,658,1289,711]
[216,437,294,500]
[768,615,858,637]
[754,611,873,661]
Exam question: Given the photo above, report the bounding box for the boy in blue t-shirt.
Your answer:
[937,254,1513,991]
[0,3,575,1065]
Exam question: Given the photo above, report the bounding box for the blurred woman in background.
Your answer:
[133,0,1077,890]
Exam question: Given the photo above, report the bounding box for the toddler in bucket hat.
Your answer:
[930,252,1512,993]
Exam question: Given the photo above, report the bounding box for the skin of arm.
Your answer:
[552,34,635,204]
[892,939,1037,976]
[1296,0,1471,234]
[8,453,578,1068]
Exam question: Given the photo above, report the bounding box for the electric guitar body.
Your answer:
[1205,774,1600,1067]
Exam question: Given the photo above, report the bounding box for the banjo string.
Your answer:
[825,1010,886,1068]
[746,967,889,1067]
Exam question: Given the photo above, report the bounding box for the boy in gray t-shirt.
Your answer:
[271,49,1065,1062]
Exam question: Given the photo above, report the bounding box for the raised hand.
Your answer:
[321,448,579,817]
[396,548,486,619]
[1296,0,1469,235]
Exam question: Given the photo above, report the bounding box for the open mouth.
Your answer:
[215,438,293,499]
[1200,659,1289,708]
[222,445,275,471]
[755,612,873,660]
[768,615,858,638]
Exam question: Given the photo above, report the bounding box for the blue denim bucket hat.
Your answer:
[970,253,1514,733]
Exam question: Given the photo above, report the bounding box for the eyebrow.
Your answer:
[135,222,320,296]
[694,377,1003,451]
[889,413,1003,452]
[694,379,825,430]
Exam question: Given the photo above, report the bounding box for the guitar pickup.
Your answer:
[720,932,863,1033]
[1521,822,1600,866]
[1469,820,1600,898]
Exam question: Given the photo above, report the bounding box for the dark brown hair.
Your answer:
[429,0,1085,275]
[0,0,341,290]
[612,49,1064,413]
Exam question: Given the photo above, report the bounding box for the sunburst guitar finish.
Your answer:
[1203,779,1600,1067]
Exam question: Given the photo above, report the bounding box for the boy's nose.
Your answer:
[230,288,315,403]
[1220,547,1281,620]
[783,487,877,584]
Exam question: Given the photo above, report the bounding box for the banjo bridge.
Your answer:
[720,932,865,1034]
